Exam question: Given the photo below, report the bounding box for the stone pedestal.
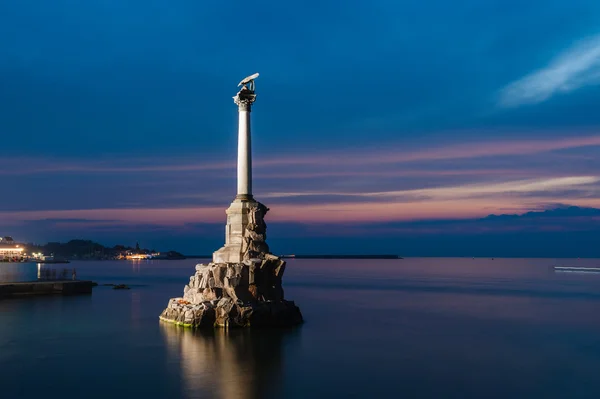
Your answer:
[160,201,303,328]
[212,199,269,264]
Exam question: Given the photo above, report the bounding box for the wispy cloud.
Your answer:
[0,201,520,225]
[499,34,600,107]
[2,134,600,176]
[262,176,600,201]
[2,176,597,227]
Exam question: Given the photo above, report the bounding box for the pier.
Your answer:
[0,280,93,298]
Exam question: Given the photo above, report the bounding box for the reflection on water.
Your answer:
[4,258,600,398]
[130,260,142,273]
[0,262,38,283]
[161,324,301,399]
[131,291,142,327]
[0,262,80,283]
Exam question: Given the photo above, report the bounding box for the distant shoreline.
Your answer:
[184,255,402,260]
[280,255,402,259]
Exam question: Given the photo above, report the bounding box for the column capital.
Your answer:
[236,101,252,112]
[233,88,256,112]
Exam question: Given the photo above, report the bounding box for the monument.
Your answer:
[160,73,303,328]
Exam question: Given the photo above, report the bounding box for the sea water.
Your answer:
[2,258,600,398]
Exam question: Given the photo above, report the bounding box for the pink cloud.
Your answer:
[254,133,600,167]
[1,132,599,228]
[2,196,600,228]
[255,168,543,179]
[0,199,547,226]
[1,133,600,176]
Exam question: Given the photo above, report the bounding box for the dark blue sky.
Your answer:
[1,1,600,255]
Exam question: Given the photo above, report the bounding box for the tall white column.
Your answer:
[236,104,252,200]
[212,76,260,263]
[233,88,256,201]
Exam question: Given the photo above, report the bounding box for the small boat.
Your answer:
[34,255,70,264]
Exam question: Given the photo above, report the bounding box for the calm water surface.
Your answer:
[2,258,600,398]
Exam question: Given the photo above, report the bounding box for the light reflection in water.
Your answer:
[131,291,141,328]
[131,260,141,273]
[160,324,301,399]
[0,262,37,283]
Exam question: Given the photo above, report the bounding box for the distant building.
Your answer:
[0,237,25,261]
[126,253,153,260]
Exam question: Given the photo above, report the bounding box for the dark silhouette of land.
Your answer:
[26,239,185,260]
[280,254,401,259]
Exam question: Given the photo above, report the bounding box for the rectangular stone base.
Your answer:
[213,198,269,263]
[213,245,243,264]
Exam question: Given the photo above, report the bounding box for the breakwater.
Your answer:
[0,280,93,298]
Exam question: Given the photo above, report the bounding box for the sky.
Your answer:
[1,0,600,256]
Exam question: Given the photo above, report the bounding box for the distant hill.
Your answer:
[482,206,600,220]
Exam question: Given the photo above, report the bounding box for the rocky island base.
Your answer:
[159,255,303,328]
